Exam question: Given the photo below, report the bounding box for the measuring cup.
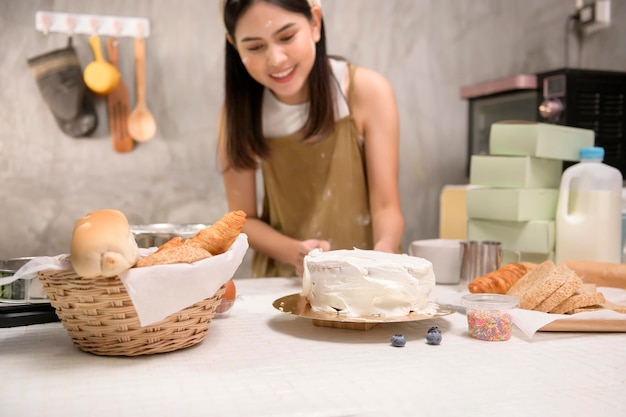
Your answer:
[460,241,520,285]
[408,239,462,284]
[83,35,120,95]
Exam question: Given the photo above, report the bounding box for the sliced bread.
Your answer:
[507,260,555,299]
[550,284,606,314]
[533,266,583,313]
[572,300,626,314]
[520,265,574,310]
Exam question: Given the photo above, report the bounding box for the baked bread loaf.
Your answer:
[464,259,626,315]
[186,210,246,255]
[468,263,528,294]
[510,262,578,310]
[507,260,555,300]
[532,266,582,312]
[550,283,606,314]
[70,209,140,278]
[135,210,247,268]
[502,260,620,315]
[136,245,211,267]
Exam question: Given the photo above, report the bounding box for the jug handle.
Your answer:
[557,171,572,220]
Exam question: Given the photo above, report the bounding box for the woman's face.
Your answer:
[232,1,321,105]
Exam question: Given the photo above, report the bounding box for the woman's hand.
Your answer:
[294,239,331,276]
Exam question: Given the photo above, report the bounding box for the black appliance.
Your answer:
[461,68,626,177]
[537,68,626,174]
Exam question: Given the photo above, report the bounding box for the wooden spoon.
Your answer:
[127,37,157,142]
[84,35,120,95]
[106,38,134,153]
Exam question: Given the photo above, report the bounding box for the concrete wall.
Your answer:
[1,0,624,276]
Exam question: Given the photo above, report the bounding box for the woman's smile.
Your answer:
[270,65,297,82]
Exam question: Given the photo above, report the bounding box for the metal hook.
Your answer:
[90,17,100,36]
[113,20,123,36]
[66,16,75,37]
[35,12,150,39]
[136,21,145,38]
[40,14,51,36]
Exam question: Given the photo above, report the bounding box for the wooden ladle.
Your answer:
[127,37,156,142]
[84,35,120,95]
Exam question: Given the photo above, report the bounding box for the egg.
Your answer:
[216,279,236,313]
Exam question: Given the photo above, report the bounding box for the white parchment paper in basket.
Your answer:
[4,234,249,327]
[121,233,248,325]
[433,286,626,338]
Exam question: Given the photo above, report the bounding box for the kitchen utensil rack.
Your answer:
[35,11,150,38]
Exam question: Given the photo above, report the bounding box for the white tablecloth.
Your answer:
[1,277,625,417]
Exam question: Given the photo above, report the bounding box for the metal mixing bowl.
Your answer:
[0,257,36,300]
[130,223,210,248]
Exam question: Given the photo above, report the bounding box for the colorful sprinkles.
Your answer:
[466,308,513,341]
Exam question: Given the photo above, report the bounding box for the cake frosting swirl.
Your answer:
[301,249,436,317]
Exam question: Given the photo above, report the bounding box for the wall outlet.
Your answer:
[575,0,611,35]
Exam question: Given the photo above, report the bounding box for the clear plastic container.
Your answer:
[555,147,623,265]
[461,293,519,341]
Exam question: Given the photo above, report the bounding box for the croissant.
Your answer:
[186,210,247,255]
[468,262,528,294]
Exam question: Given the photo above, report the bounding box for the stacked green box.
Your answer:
[466,121,594,262]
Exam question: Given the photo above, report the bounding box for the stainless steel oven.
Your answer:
[461,68,626,177]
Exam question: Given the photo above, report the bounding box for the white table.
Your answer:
[2,278,625,417]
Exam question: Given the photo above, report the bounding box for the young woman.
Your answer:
[219,0,404,277]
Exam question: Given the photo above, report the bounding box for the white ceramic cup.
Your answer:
[408,239,462,284]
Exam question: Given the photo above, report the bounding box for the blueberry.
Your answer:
[428,326,441,335]
[390,334,406,347]
[426,326,442,345]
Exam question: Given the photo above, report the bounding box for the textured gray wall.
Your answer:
[1,0,624,276]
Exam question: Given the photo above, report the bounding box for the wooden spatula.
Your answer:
[105,38,134,153]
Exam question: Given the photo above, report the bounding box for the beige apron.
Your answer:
[252,66,373,277]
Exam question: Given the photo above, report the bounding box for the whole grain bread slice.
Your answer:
[507,260,555,299]
[550,285,606,314]
[572,300,626,314]
[533,266,583,312]
[518,263,575,310]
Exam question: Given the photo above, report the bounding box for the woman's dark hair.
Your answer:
[222,0,335,170]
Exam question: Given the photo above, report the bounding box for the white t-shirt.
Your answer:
[262,58,350,138]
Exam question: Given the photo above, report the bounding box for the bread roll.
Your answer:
[70,209,139,278]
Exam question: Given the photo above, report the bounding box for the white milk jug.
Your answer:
[555,147,623,265]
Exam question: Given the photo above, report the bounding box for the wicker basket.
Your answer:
[38,269,226,356]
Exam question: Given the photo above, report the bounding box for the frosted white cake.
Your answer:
[301,249,436,317]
